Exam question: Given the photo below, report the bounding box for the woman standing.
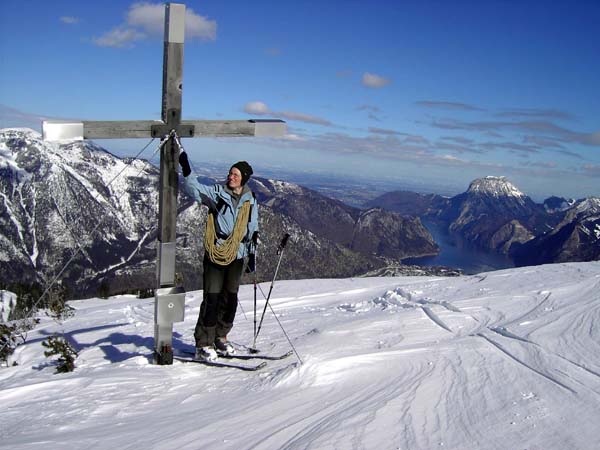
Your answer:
[180,153,258,361]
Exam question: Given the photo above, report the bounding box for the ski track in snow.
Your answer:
[1,263,600,449]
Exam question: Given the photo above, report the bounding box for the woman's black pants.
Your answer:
[194,255,244,348]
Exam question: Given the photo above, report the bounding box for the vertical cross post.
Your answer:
[153,3,186,365]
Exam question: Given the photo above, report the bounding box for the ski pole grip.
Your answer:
[279,233,290,250]
[251,231,260,245]
[178,151,191,177]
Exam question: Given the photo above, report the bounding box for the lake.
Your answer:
[403,220,516,275]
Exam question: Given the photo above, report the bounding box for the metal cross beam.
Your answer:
[42,3,286,365]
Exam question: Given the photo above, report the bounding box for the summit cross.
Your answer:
[42,3,286,365]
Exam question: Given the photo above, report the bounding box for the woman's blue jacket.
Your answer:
[183,176,258,260]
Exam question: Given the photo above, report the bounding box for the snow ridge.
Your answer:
[268,179,304,195]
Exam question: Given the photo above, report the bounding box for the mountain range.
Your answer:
[2,128,596,299]
[0,128,440,298]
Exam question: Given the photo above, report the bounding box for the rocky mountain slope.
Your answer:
[512,197,600,265]
[250,178,438,260]
[543,196,576,214]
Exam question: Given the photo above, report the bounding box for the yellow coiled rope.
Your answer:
[204,200,251,266]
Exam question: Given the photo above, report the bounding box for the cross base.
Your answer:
[155,345,174,365]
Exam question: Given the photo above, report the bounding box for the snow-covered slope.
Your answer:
[1,262,599,449]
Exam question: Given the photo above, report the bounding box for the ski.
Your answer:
[174,355,267,371]
[223,350,294,361]
[182,349,293,361]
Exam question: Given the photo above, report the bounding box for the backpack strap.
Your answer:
[247,192,256,224]
[216,197,227,215]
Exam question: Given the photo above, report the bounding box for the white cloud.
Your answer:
[93,2,216,48]
[244,101,271,115]
[279,111,332,126]
[181,6,217,40]
[356,104,380,113]
[368,127,402,136]
[430,118,600,148]
[243,101,332,127]
[356,105,383,121]
[93,27,146,48]
[362,72,391,89]
[127,2,164,34]
[441,154,462,162]
[416,100,483,111]
[280,133,305,141]
[60,16,80,25]
[127,2,216,40]
[0,104,78,130]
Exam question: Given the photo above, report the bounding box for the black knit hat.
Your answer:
[230,161,253,185]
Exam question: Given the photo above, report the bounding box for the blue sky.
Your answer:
[1,1,599,200]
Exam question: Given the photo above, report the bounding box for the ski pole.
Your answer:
[237,297,248,321]
[252,233,290,347]
[247,231,259,350]
[253,279,303,364]
[253,272,257,340]
[267,299,303,365]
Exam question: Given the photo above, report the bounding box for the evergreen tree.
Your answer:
[42,335,78,373]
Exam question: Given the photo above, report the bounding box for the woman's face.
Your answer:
[227,167,243,190]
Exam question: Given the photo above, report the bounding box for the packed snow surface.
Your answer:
[1,262,600,450]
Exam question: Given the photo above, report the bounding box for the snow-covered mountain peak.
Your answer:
[467,176,526,199]
[575,197,600,216]
[1,128,61,166]
[2,127,106,158]
[268,178,304,195]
